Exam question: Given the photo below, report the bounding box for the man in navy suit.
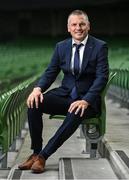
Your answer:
[18,10,109,173]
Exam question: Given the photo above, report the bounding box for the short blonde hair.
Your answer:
[68,10,89,24]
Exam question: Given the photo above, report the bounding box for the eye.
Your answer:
[71,23,77,27]
[80,23,86,26]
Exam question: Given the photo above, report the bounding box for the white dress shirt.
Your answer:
[71,35,88,74]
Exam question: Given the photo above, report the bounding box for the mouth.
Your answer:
[75,32,83,35]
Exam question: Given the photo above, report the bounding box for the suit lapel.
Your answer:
[65,39,72,72]
[81,35,94,74]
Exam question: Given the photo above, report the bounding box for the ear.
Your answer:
[67,24,70,32]
[87,22,90,31]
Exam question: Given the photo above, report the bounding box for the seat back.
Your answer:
[99,71,117,135]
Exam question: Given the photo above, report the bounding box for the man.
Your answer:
[18,10,109,173]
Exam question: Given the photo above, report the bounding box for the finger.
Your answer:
[30,98,34,108]
[68,103,74,113]
[68,101,78,112]
[80,106,85,117]
[27,97,31,108]
[69,103,78,113]
[68,103,76,113]
[35,96,39,108]
[27,99,30,108]
[68,104,73,112]
[75,105,81,115]
[40,94,43,103]
[68,103,74,112]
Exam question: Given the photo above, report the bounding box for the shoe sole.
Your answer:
[31,169,44,173]
[18,166,32,170]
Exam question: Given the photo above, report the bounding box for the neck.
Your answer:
[73,39,83,44]
[73,35,88,44]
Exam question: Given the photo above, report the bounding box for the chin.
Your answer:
[76,37,84,41]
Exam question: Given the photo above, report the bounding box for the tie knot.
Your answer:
[74,43,83,50]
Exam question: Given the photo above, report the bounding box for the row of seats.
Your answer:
[108,68,129,108]
[0,75,39,167]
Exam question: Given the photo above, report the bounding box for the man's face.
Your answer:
[67,14,90,43]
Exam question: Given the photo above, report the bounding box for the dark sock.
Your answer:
[33,149,41,155]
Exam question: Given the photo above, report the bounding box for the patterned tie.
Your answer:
[70,43,83,100]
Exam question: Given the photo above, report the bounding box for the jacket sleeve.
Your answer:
[36,44,61,92]
[82,43,109,105]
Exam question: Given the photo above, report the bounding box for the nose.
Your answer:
[76,24,81,29]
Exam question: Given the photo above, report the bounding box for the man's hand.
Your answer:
[68,100,89,117]
[27,87,43,108]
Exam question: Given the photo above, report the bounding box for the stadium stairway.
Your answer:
[2,97,129,180]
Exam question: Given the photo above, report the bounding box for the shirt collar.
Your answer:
[72,35,88,47]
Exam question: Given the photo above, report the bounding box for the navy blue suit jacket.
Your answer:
[36,35,109,114]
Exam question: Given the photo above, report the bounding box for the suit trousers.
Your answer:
[27,90,97,160]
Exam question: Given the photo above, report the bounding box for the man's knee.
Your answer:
[27,101,43,115]
[66,112,84,123]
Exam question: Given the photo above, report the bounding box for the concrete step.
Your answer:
[59,157,118,180]
[99,137,129,180]
[7,164,58,180]
[0,169,10,179]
